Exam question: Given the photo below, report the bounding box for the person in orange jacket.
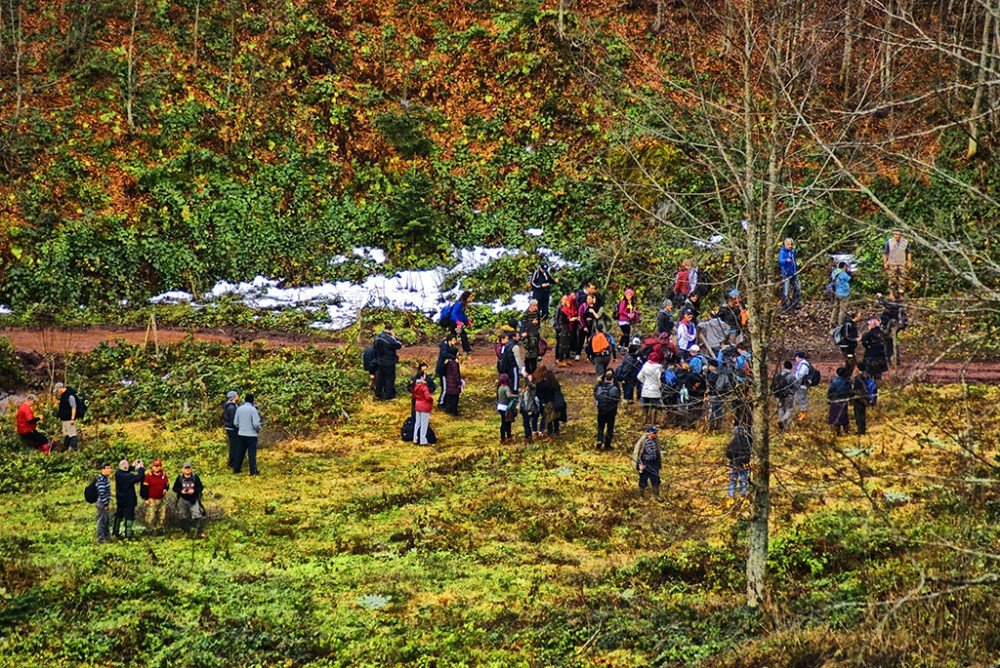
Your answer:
[16,395,51,453]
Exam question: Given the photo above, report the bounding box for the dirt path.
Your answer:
[4,326,999,384]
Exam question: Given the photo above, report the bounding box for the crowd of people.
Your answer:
[367,231,914,500]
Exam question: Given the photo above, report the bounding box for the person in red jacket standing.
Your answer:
[16,396,51,453]
[411,370,434,446]
[141,460,170,535]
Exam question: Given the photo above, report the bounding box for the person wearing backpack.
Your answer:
[93,462,113,543]
[113,458,145,539]
[637,352,664,424]
[141,460,170,535]
[679,359,707,428]
[530,261,558,322]
[222,391,240,470]
[615,338,643,402]
[439,291,474,353]
[793,352,813,421]
[373,325,404,400]
[54,383,83,451]
[829,261,853,327]
[594,370,622,451]
[725,425,752,498]
[772,361,796,431]
[631,425,662,498]
[172,462,206,539]
[534,365,563,437]
[579,294,601,357]
[827,367,854,436]
[496,374,516,443]
[518,377,541,442]
[835,311,861,363]
[616,288,641,344]
[878,291,907,366]
[852,363,875,436]
[521,326,540,376]
[232,394,262,475]
[411,370,434,446]
[589,323,614,378]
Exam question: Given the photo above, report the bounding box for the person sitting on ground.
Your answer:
[631,425,663,498]
[594,369,622,451]
[16,395,51,453]
[173,462,206,539]
[113,458,144,540]
[411,370,434,446]
[827,367,854,437]
[616,288,641,344]
[725,425,752,498]
[140,460,170,535]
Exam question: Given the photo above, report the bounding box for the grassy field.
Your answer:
[1,351,999,667]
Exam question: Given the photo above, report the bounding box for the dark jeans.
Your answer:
[596,410,617,448]
[522,412,539,439]
[96,504,111,543]
[853,401,867,435]
[234,435,259,474]
[225,428,238,468]
[375,365,397,400]
[619,323,631,343]
[525,357,538,375]
[533,290,551,322]
[709,395,725,430]
[639,469,661,489]
[499,412,512,439]
[781,274,801,310]
[20,430,49,448]
[622,379,636,401]
[594,353,611,379]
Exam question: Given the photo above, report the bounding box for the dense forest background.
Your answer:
[1,0,998,313]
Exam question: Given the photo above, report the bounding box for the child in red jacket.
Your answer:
[411,371,434,446]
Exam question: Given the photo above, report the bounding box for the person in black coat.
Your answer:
[861,320,888,380]
[530,262,558,322]
[373,325,403,400]
[836,312,861,364]
[113,459,145,539]
[725,425,751,497]
[435,334,458,406]
[173,463,206,538]
[222,391,239,469]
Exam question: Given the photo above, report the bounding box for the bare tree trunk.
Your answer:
[968,0,995,158]
[841,0,854,97]
[653,0,666,33]
[125,0,140,133]
[558,0,566,39]
[193,0,200,65]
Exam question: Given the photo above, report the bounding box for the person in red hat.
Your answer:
[141,460,170,535]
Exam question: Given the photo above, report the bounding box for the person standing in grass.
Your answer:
[411,370,434,446]
[852,363,875,436]
[233,394,262,475]
[54,383,81,451]
[173,462,206,539]
[772,361,796,432]
[113,458,144,539]
[725,425,752,498]
[518,375,541,443]
[374,324,403,400]
[616,288,640,344]
[436,334,458,406]
[442,348,463,416]
[631,425,662,498]
[553,294,578,366]
[94,462,113,543]
[829,261,853,327]
[827,367,854,437]
[496,374,516,442]
[530,261,557,322]
[637,351,664,425]
[141,460,169,535]
[793,351,812,422]
[594,370,622,451]
[222,391,239,469]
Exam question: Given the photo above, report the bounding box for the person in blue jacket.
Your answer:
[440,291,474,353]
[778,238,800,311]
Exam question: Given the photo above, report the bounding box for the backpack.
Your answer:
[401,416,437,444]
[496,343,516,375]
[831,323,848,346]
[806,365,821,387]
[591,332,610,355]
[84,478,98,504]
[537,338,549,358]
[438,302,455,326]
[595,383,620,412]
[689,354,705,375]
[362,346,377,373]
[824,280,835,298]
[771,373,791,399]
[74,395,88,419]
[864,377,878,405]
[662,367,677,387]
[615,355,641,382]
[715,367,733,394]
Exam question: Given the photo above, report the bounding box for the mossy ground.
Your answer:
[1,353,998,667]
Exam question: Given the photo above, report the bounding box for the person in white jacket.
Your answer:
[637,354,664,424]
[793,352,811,421]
[676,310,698,356]
[233,394,262,475]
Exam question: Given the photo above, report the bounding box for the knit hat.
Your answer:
[625,288,635,298]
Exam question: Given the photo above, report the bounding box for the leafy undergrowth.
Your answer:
[1,354,999,667]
